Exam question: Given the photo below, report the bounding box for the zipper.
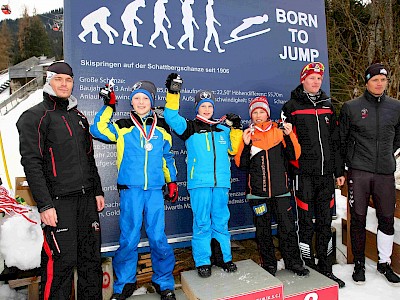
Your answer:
[190,159,196,179]
[205,132,210,151]
[62,116,72,136]
[49,147,57,177]
[313,103,325,175]
[266,151,271,197]
[211,128,217,186]
[375,103,380,173]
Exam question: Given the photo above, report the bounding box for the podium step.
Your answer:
[275,268,338,300]
[181,259,283,299]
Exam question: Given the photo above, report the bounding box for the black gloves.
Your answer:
[165,73,183,94]
[99,84,117,110]
[226,113,242,129]
[163,182,178,203]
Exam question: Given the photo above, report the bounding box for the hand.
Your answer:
[282,122,292,135]
[336,176,345,187]
[165,73,183,94]
[164,182,178,203]
[243,128,252,145]
[99,84,117,108]
[96,195,105,211]
[226,113,242,129]
[40,207,58,227]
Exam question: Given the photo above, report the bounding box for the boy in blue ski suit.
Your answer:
[163,73,242,278]
[90,80,178,300]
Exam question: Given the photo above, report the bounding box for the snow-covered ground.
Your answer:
[1,90,400,299]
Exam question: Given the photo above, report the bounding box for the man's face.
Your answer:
[50,74,73,99]
[366,75,388,97]
[302,74,323,94]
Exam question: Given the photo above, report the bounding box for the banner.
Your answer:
[64,0,330,251]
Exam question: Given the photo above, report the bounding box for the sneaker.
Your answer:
[110,294,125,300]
[197,265,212,278]
[217,261,237,273]
[352,261,366,285]
[110,282,137,300]
[160,289,176,300]
[377,262,400,286]
[320,271,346,288]
[261,265,277,276]
[287,264,310,277]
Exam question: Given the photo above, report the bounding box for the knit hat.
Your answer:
[249,96,270,117]
[46,62,74,83]
[129,80,157,107]
[365,63,388,83]
[300,62,325,82]
[195,90,215,114]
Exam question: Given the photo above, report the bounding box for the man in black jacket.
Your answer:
[339,63,400,286]
[16,62,105,299]
[281,62,345,288]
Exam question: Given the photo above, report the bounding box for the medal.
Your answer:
[144,142,153,151]
[130,111,157,152]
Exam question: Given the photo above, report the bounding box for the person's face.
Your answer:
[131,93,151,117]
[251,108,269,125]
[198,102,214,119]
[50,74,73,99]
[366,75,388,96]
[302,73,323,94]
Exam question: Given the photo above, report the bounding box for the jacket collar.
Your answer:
[364,89,385,103]
[43,83,77,110]
[290,84,330,104]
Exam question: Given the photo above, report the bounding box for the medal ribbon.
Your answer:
[130,111,157,143]
[250,121,272,134]
[196,114,227,125]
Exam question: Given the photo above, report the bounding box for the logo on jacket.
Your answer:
[325,116,330,124]
[219,135,226,145]
[361,108,368,119]
[91,221,100,232]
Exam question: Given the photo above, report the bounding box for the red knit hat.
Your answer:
[300,62,325,82]
[249,96,270,117]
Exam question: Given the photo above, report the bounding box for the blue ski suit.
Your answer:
[163,92,242,267]
[90,105,177,293]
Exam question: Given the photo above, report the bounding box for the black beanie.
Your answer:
[129,80,157,107]
[47,62,74,77]
[365,63,388,83]
[194,90,215,114]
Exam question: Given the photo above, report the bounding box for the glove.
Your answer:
[165,73,183,94]
[99,84,117,110]
[225,113,242,129]
[163,182,178,203]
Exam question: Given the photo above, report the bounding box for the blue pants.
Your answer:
[189,187,232,267]
[113,188,175,293]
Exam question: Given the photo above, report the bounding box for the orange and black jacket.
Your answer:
[234,122,301,198]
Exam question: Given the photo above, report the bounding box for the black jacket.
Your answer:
[339,90,400,174]
[16,92,103,211]
[281,84,342,177]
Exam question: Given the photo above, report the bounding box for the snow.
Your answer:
[1,90,400,298]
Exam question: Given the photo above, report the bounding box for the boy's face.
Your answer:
[198,102,214,119]
[50,74,74,99]
[131,93,151,117]
[251,108,269,125]
[366,75,388,96]
[302,74,323,94]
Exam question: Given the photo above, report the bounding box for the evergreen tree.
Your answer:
[0,20,13,70]
[17,7,51,62]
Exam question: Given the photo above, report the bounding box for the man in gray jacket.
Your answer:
[339,63,400,286]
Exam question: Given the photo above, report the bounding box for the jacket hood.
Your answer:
[43,82,77,110]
